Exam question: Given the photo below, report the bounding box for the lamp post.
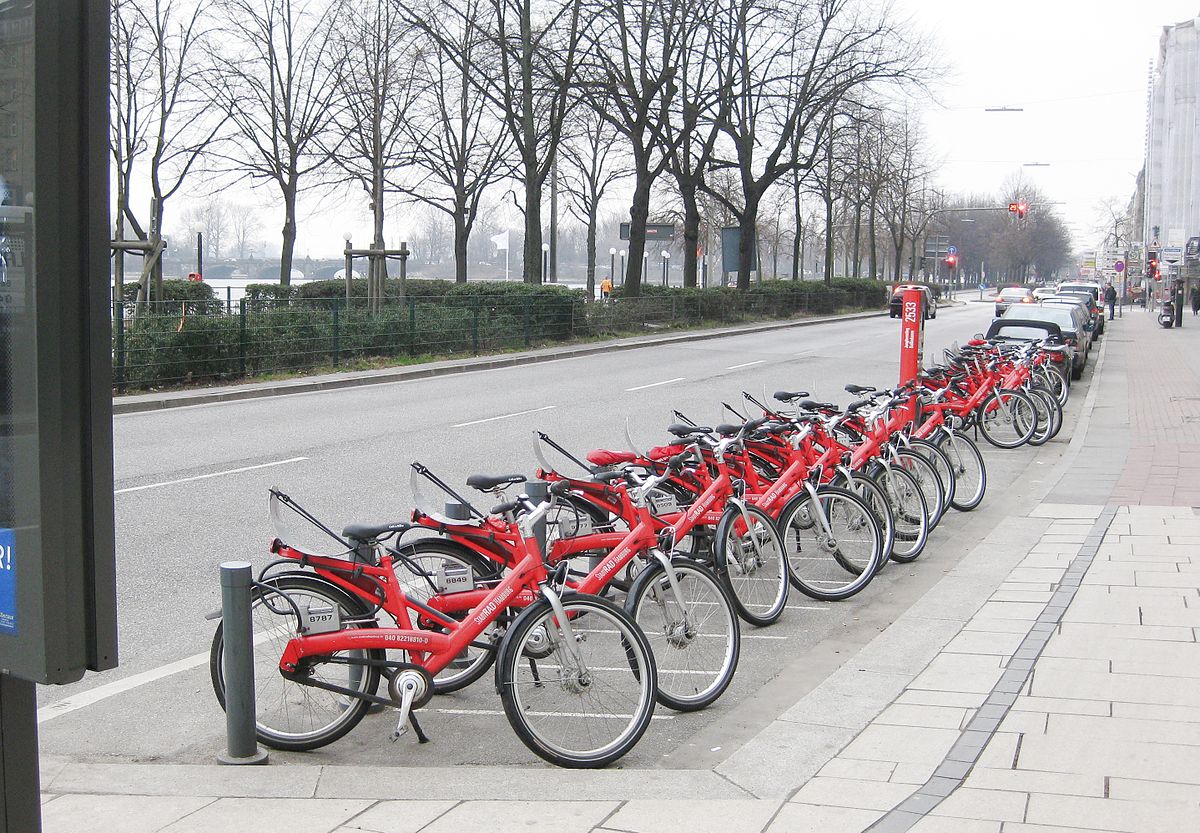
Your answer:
[619,250,626,285]
[661,250,670,286]
[541,242,549,283]
[609,247,616,282]
[343,232,353,305]
[642,252,648,282]
[192,224,204,281]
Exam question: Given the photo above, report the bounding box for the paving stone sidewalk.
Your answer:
[38,309,1200,832]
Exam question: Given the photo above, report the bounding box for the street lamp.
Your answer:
[642,252,648,282]
[661,250,670,286]
[541,242,550,282]
[191,224,204,281]
[619,250,626,285]
[609,247,616,281]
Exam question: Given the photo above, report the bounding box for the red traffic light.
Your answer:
[945,254,958,267]
[1008,201,1029,219]
[1008,202,1020,213]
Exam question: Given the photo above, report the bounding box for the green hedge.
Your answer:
[115,279,884,389]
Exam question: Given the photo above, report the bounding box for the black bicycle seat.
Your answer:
[342,521,411,541]
[667,423,711,437]
[844,384,877,395]
[465,473,527,491]
[773,390,810,402]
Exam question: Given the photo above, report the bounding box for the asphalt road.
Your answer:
[38,300,1087,768]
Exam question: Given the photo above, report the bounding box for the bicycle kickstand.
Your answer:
[408,712,430,744]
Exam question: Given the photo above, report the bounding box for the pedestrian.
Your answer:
[1192,288,1200,316]
[1104,281,1117,320]
[600,276,612,301]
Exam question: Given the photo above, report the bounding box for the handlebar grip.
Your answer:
[668,451,692,472]
[549,480,572,497]
[745,416,770,432]
[491,499,520,515]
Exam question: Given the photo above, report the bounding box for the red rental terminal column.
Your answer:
[899,288,924,385]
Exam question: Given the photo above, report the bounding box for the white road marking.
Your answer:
[625,377,685,392]
[39,650,211,723]
[115,457,309,494]
[786,605,831,611]
[452,405,556,428]
[726,360,764,370]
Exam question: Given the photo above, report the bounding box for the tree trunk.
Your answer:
[585,210,597,299]
[624,168,653,296]
[736,196,758,290]
[453,207,469,284]
[682,190,700,288]
[868,192,878,280]
[791,178,802,281]
[280,186,297,286]
[823,194,834,283]
[523,164,542,283]
[851,202,862,277]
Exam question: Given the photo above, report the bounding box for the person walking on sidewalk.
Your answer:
[1191,287,1199,316]
[1104,281,1117,320]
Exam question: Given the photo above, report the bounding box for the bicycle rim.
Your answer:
[628,559,740,710]
[978,390,1037,448]
[909,439,956,523]
[715,504,789,625]
[499,595,656,768]
[210,575,379,751]
[937,431,988,511]
[780,488,882,601]
[876,466,929,562]
[836,473,896,572]
[894,450,945,530]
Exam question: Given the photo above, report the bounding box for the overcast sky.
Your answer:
[901,0,1198,251]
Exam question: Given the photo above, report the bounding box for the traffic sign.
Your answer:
[1114,261,1125,273]
[1163,246,1184,263]
[947,245,957,255]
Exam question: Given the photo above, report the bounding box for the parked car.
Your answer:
[889,284,937,319]
[1002,304,1091,379]
[1058,281,1102,302]
[1041,296,1097,345]
[1054,290,1104,335]
[1032,286,1058,300]
[984,318,1074,387]
[994,286,1035,317]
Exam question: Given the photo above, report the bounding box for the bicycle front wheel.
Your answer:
[779,486,883,601]
[978,389,1037,448]
[934,430,988,511]
[498,593,657,768]
[873,465,929,563]
[626,557,741,711]
[894,449,946,531]
[714,503,789,626]
[831,471,896,574]
[209,574,382,752]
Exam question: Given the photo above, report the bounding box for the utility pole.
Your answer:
[550,154,559,283]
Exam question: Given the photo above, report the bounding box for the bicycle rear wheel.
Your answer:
[907,439,956,525]
[894,449,945,531]
[498,593,657,768]
[779,486,883,601]
[626,557,740,710]
[209,574,382,752]
[831,471,896,574]
[873,465,929,563]
[713,503,789,626]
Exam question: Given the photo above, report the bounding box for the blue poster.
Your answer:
[0,529,15,635]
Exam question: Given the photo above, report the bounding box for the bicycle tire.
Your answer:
[871,464,929,563]
[392,539,500,694]
[1029,386,1063,441]
[977,389,1037,448]
[907,438,957,525]
[830,471,896,574]
[713,503,789,626]
[778,486,883,601]
[209,573,382,752]
[625,556,741,710]
[894,449,946,531]
[1023,386,1054,447]
[933,430,988,511]
[498,593,657,768]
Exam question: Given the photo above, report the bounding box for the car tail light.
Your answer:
[1021,297,1033,303]
[1049,352,1064,363]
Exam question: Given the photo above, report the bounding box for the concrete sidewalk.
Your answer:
[41,308,1200,832]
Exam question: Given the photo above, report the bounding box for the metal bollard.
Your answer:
[526,480,549,555]
[217,562,269,765]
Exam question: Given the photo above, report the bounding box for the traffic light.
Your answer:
[945,254,958,269]
[1148,250,1160,280]
[1007,201,1029,219]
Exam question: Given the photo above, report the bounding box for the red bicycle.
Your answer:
[209,486,658,768]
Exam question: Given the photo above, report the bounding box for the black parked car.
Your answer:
[888,284,937,319]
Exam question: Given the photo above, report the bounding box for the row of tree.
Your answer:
[111,0,948,300]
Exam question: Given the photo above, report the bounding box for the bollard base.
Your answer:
[217,748,270,766]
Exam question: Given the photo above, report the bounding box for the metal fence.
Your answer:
[112,287,883,391]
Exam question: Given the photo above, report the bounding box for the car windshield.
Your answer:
[1060,284,1099,298]
[999,288,1030,300]
[994,326,1056,340]
[1002,306,1076,329]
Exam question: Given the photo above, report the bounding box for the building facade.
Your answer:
[1144,17,1200,251]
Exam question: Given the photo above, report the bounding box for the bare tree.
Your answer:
[179,199,229,258]
[326,0,418,305]
[227,203,260,259]
[576,0,689,296]
[110,0,222,306]
[561,110,630,297]
[703,0,924,289]
[405,0,514,284]
[213,0,344,285]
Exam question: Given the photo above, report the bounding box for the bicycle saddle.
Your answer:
[342,521,411,541]
[714,423,741,437]
[844,384,877,395]
[667,423,711,438]
[465,473,527,491]
[798,399,836,411]
[773,390,809,402]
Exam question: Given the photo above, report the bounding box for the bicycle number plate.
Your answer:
[437,565,475,594]
[649,492,680,514]
[301,605,341,635]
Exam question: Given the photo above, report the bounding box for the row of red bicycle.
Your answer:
[210,331,1073,767]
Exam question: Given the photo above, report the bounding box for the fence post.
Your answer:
[471,299,480,355]
[216,561,269,765]
[332,298,341,367]
[407,298,416,356]
[114,298,126,394]
[238,298,247,377]
[523,306,531,348]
